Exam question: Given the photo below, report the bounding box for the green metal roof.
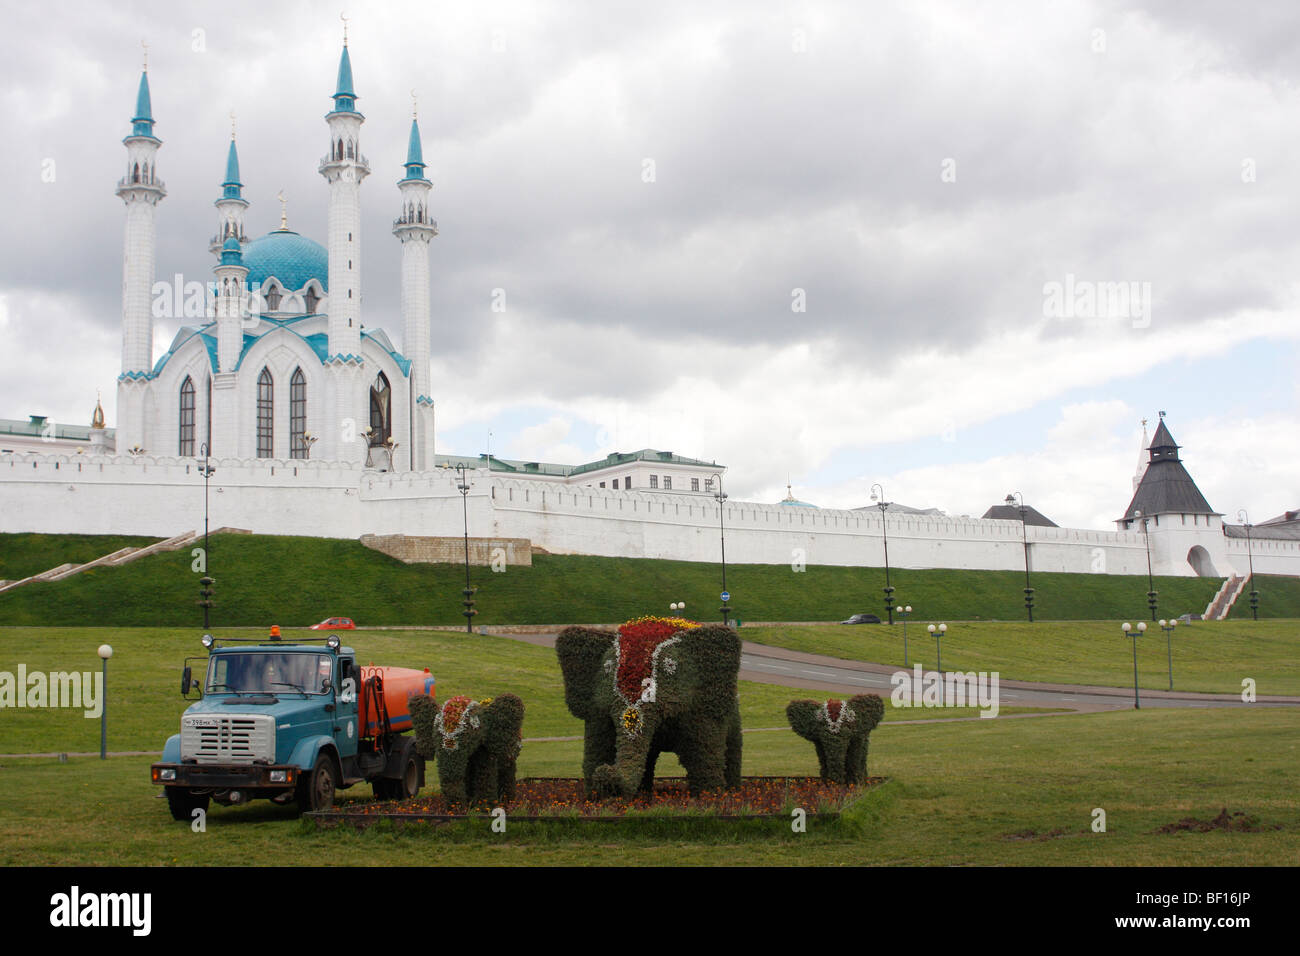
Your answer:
[567,449,721,477]
[0,416,115,443]
[431,448,723,479]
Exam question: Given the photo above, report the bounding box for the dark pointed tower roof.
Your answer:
[1120,417,1218,521]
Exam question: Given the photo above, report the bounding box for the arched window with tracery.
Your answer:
[256,367,274,458]
[290,368,307,459]
[304,287,319,314]
[179,376,195,456]
[369,372,391,446]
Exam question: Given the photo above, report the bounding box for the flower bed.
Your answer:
[311,775,884,824]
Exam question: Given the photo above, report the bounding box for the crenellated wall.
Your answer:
[3,452,1298,579]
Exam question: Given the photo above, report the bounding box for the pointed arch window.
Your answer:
[290,368,307,459]
[369,372,391,446]
[304,287,320,314]
[265,283,282,311]
[179,376,196,456]
[256,367,274,458]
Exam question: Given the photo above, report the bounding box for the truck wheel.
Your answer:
[395,751,421,799]
[166,788,210,822]
[298,754,336,813]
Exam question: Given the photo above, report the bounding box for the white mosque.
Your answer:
[114,39,436,471]
[0,40,1297,597]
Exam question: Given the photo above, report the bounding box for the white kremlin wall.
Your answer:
[6,451,1299,579]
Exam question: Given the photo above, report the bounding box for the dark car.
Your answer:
[840,613,882,625]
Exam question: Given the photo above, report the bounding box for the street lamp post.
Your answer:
[97,644,113,759]
[198,443,216,629]
[1134,509,1158,621]
[1121,621,1147,708]
[455,463,477,633]
[927,622,947,672]
[711,474,731,625]
[896,605,913,665]
[870,483,895,624]
[1237,509,1259,620]
[1006,492,1034,622]
[1158,618,1177,691]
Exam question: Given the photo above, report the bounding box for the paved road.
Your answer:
[493,631,1300,715]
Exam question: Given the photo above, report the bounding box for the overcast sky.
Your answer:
[2,0,1297,530]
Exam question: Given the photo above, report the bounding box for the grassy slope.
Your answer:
[744,620,1300,696]
[0,532,1228,626]
[1228,574,1300,619]
[0,533,159,581]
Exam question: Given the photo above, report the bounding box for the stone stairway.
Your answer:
[0,530,196,595]
[1202,574,1247,621]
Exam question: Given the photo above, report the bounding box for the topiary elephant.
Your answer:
[556,620,743,797]
[410,693,524,808]
[786,694,885,784]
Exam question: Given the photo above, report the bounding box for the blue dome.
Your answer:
[242,230,328,293]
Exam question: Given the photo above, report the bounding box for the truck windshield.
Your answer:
[206,653,333,695]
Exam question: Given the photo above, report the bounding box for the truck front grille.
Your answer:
[181,714,275,764]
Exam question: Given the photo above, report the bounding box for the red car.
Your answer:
[310,617,356,630]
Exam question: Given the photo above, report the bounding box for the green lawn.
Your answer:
[1228,574,1300,619]
[0,627,1042,756]
[1,709,1295,865]
[744,620,1300,696]
[0,531,1232,626]
[0,625,1296,865]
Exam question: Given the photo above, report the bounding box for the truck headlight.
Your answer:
[269,770,289,783]
[158,768,176,781]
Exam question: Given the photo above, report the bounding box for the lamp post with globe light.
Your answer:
[1158,618,1177,690]
[1005,492,1034,622]
[1134,510,1157,621]
[1237,509,1259,620]
[927,622,947,673]
[896,605,913,665]
[711,474,731,625]
[98,644,113,759]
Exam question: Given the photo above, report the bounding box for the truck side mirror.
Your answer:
[181,666,193,696]
[320,677,333,694]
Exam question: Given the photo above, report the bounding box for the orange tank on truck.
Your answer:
[357,665,436,736]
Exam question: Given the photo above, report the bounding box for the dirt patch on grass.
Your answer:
[1155,808,1281,834]
[1002,827,1075,842]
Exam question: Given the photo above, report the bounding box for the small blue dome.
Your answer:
[242,230,328,292]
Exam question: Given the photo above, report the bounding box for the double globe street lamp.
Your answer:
[1158,618,1177,691]
[1005,492,1034,622]
[927,622,947,673]
[1121,621,1147,708]
[896,605,913,666]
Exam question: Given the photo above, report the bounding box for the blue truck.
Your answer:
[151,631,435,819]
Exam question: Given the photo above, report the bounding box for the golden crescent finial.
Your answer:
[277,190,287,230]
[142,39,149,71]
[411,88,418,119]
[229,109,236,139]
[340,11,349,45]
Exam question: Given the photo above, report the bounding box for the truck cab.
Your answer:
[151,632,432,821]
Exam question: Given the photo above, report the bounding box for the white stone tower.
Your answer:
[210,236,248,456]
[393,111,437,470]
[319,36,370,463]
[209,127,248,257]
[115,66,166,453]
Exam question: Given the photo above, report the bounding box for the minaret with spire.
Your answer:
[116,46,166,454]
[209,113,248,257]
[318,21,370,463]
[393,97,437,469]
[1132,417,1150,492]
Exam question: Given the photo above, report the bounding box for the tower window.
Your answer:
[179,376,195,457]
[369,372,391,446]
[290,368,307,459]
[256,367,274,458]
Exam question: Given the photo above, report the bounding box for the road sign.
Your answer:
[720,591,730,603]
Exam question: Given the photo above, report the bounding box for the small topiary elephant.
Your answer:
[556,620,743,797]
[786,694,885,784]
[410,693,524,808]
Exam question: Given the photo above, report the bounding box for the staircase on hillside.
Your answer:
[0,531,197,596]
[1203,574,1248,621]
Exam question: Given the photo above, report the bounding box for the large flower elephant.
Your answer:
[556,621,743,797]
[786,694,885,784]
[410,693,524,808]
